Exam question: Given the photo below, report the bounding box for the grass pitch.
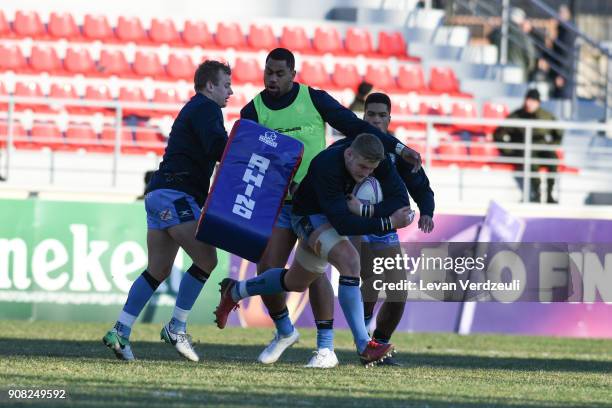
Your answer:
[0,320,610,407]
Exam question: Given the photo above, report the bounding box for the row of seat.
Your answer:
[0,11,417,59]
[0,121,165,154]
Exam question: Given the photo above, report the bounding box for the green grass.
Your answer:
[0,321,611,408]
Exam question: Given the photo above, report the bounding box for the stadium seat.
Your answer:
[233,58,261,84]
[64,123,100,151]
[429,66,463,95]
[83,14,114,42]
[64,48,96,75]
[14,81,47,111]
[470,136,502,167]
[182,20,214,47]
[119,86,150,117]
[0,11,11,37]
[166,53,195,80]
[451,101,482,134]
[152,88,182,116]
[0,120,27,148]
[116,16,147,43]
[13,11,45,38]
[30,122,64,150]
[435,141,469,167]
[0,82,8,111]
[418,101,446,130]
[49,83,81,113]
[482,101,509,134]
[149,18,181,45]
[331,63,361,90]
[100,126,135,151]
[378,31,407,58]
[98,49,131,77]
[313,27,343,54]
[248,24,277,50]
[0,44,27,72]
[345,28,374,56]
[133,127,166,155]
[215,22,246,49]
[397,65,428,94]
[133,51,165,78]
[280,26,312,53]
[29,46,63,74]
[299,61,330,88]
[48,12,81,40]
[364,65,396,92]
[84,84,114,114]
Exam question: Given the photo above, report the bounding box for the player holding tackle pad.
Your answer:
[214,133,414,366]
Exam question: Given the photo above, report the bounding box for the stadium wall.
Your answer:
[1,198,611,338]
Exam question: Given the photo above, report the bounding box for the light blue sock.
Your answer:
[231,268,287,302]
[118,270,160,339]
[315,319,334,350]
[171,266,208,333]
[271,307,294,337]
[338,276,370,353]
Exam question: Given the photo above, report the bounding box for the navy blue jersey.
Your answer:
[146,93,228,207]
[329,138,435,217]
[240,82,405,154]
[292,144,409,236]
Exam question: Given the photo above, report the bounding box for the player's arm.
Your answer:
[309,87,421,170]
[313,164,394,236]
[369,156,410,218]
[193,103,228,161]
[239,100,259,122]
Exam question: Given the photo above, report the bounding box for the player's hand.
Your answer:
[418,215,434,233]
[346,194,361,216]
[400,146,422,172]
[390,206,415,229]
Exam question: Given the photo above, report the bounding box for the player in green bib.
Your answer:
[240,48,421,367]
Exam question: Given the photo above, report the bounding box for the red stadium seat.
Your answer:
[0,82,7,111]
[429,66,461,95]
[233,58,261,84]
[482,101,509,134]
[48,12,81,40]
[299,61,330,88]
[331,63,361,90]
[84,84,114,114]
[0,120,27,148]
[119,86,151,117]
[470,136,501,165]
[149,18,180,45]
[313,27,343,54]
[83,14,114,41]
[29,46,63,74]
[248,24,277,50]
[397,64,427,93]
[13,11,45,38]
[0,44,27,72]
[378,31,407,58]
[133,51,165,78]
[451,101,482,134]
[98,50,131,77]
[166,53,195,80]
[100,126,134,151]
[64,48,96,75]
[182,20,214,47]
[116,16,147,43]
[280,26,312,53]
[133,127,166,155]
[418,101,446,130]
[215,22,246,49]
[0,11,11,37]
[153,88,182,104]
[49,83,81,113]
[345,28,373,56]
[64,123,101,151]
[435,140,469,167]
[30,122,64,150]
[14,82,47,111]
[364,65,396,91]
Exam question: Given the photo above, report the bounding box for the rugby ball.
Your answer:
[353,176,383,205]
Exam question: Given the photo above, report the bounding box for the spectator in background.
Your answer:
[493,89,563,204]
[551,4,576,100]
[489,7,536,82]
[348,81,373,113]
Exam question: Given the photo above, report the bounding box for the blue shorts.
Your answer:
[364,231,400,245]
[291,213,330,242]
[275,203,293,229]
[145,189,201,230]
